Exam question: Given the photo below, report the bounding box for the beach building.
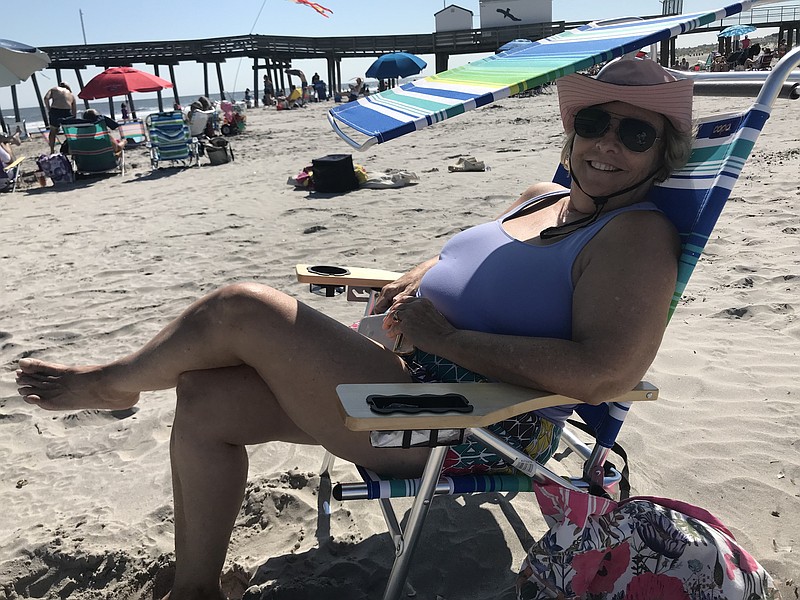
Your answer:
[479,0,553,28]
[434,5,475,32]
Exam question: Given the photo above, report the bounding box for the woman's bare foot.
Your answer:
[15,358,140,411]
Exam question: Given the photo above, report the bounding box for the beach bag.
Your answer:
[311,154,360,193]
[516,480,779,599]
[36,153,74,184]
[205,137,234,166]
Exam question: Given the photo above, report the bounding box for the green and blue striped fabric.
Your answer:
[350,466,536,500]
[658,106,769,319]
[147,111,192,165]
[329,1,765,149]
[62,122,119,174]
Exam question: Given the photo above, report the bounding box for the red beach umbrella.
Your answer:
[78,66,173,100]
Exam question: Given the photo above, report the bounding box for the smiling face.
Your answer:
[569,101,667,211]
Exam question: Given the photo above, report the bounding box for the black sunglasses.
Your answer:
[573,107,661,153]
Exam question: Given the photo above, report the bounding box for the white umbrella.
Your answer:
[0,39,50,87]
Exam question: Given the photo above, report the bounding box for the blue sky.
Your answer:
[2,0,788,110]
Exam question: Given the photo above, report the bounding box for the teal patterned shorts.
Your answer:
[403,349,562,475]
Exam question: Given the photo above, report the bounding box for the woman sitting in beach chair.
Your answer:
[17,58,694,599]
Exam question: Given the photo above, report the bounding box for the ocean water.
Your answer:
[1,90,254,135]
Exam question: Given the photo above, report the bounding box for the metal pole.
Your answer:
[79,9,88,45]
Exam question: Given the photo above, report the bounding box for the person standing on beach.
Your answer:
[262,75,275,106]
[43,82,77,154]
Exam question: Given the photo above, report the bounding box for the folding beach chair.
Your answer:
[60,121,124,177]
[296,42,800,600]
[0,155,27,192]
[145,111,199,169]
[115,119,147,147]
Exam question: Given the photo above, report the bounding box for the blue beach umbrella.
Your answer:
[0,39,50,87]
[718,24,756,38]
[366,52,427,80]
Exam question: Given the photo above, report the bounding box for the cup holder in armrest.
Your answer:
[307,265,351,276]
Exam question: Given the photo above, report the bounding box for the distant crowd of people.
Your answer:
[672,36,791,73]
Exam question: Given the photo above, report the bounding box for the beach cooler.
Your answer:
[311,154,359,192]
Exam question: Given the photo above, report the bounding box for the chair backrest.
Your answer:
[555,103,771,443]
[116,119,147,145]
[188,111,210,137]
[61,122,118,173]
[146,111,191,161]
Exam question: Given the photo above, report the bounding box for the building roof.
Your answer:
[434,4,473,17]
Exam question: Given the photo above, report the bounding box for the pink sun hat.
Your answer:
[556,57,694,135]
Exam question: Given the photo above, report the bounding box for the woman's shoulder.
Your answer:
[596,207,680,258]
[500,182,569,217]
[517,181,568,203]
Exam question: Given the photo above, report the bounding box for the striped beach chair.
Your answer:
[61,121,124,176]
[320,101,774,600]
[314,40,800,600]
[145,111,199,169]
[116,119,147,147]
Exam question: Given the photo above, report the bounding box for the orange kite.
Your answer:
[293,0,333,17]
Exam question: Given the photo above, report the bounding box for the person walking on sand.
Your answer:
[43,82,77,154]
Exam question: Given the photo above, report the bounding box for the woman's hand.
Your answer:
[382,295,456,353]
[373,257,438,314]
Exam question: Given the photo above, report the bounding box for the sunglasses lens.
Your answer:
[574,108,658,153]
[618,119,657,152]
[574,108,610,138]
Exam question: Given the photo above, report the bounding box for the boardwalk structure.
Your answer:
[1,3,798,131]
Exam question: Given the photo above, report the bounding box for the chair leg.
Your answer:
[381,445,448,600]
[378,498,417,598]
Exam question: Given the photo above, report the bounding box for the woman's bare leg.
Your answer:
[166,366,316,600]
[16,282,427,467]
[17,283,431,597]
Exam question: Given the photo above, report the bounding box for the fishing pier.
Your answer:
[3,3,798,130]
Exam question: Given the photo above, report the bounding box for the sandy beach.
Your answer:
[0,91,798,599]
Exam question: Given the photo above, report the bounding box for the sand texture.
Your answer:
[0,92,797,599]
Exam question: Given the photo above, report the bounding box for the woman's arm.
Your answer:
[373,257,439,314]
[387,211,679,404]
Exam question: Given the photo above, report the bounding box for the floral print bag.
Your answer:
[516,481,780,599]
